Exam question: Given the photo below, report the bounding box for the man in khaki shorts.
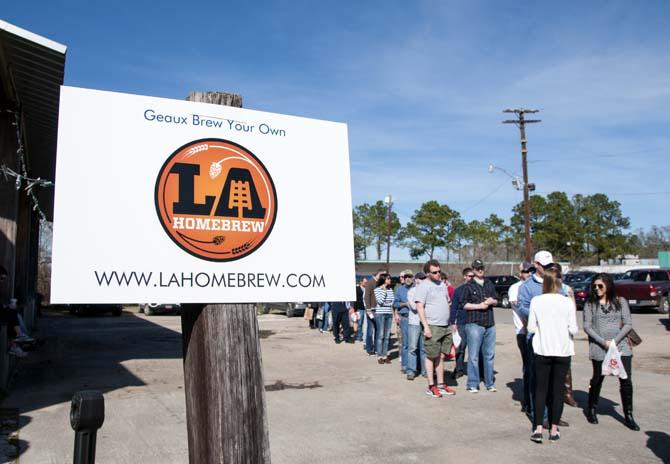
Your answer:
[415,259,455,398]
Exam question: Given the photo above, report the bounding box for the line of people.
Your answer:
[306,251,640,444]
[510,250,640,443]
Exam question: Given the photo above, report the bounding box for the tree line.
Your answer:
[353,192,667,265]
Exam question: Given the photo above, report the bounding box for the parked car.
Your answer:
[259,302,310,317]
[68,304,123,317]
[614,268,670,314]
[140,303,181,316]
[486,275,520,308]
[567,275,597,310]
[612,272,628,281]
[564,271,597,285]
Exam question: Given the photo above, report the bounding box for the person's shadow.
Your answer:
[659,318,670,331]
[573,389,625,423]
[646,431,670,463]
[506,378,523,403]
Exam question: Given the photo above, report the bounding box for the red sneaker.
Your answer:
[438,384,456,396]
[425,385,442,398]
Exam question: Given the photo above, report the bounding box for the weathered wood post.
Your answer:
[181,91,271,464]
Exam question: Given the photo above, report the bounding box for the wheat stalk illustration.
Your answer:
[184,144,209,159]
[232,240,254,255]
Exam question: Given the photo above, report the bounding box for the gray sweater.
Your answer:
[583,297,633,361]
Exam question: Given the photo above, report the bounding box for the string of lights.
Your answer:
[1,109,54,225]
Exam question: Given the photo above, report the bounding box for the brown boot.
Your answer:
[564,368,578,407]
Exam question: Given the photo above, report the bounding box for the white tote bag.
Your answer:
[452,329,462,349]
[601,343,628,379]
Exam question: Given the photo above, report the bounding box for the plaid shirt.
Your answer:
[459,279,498,327]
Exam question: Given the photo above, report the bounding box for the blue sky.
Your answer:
[5,1,670,259]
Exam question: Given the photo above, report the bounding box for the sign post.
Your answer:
[181,92,269,463]
[51,85,355,463]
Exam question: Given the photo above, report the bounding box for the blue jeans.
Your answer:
[465,323,496,390]
[320,306,330,331]
[356,309,366,341]
[455,324,467,374]
[365,314,377,354]
[407,324,426,376]
[399,316,409,372]
[375,313,393,357]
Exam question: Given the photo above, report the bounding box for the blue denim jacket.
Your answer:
[393,284,411,316]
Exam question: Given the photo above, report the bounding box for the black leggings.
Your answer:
[590,356,633,395]
[534,355,571,428]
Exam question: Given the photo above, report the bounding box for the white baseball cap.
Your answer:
[534,250,554,266]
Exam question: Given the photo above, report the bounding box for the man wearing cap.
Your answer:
[517,251,576,424]
[460,259,499,393]
[508,261,535,412]
[406,272,427,380]
[393,270,414,375]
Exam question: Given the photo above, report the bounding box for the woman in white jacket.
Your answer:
[527,265,578,444]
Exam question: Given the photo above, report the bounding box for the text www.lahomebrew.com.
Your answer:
[94,271,326,288]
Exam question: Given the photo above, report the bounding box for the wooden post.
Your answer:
[181,92,271,464]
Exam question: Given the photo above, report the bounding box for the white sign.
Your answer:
[51,86,355,304]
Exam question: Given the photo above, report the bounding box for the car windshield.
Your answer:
[565,273,593,283]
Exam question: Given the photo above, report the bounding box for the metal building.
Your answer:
[0,20,66,333]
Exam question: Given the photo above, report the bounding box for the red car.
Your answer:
[614,268,670,314]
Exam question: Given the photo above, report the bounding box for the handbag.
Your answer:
[316,307,324,321]
[617,297,642,347]
[627,328,642,347]
[303,306,314,321]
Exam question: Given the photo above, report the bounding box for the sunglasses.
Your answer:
[592,283,605,290]
[404,275,414,278]
[466,274,475,278]
[429,270,441,275]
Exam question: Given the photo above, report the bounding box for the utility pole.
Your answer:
[384,194,393,272]
[502,109,541,263]
[181,91,271,464]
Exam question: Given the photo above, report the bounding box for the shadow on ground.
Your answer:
[573,389,625,423]
[3,309,183,415]
[506,378,523,403]
[659,318,669,331]
[0,407,30,460]
[645,431,670,463]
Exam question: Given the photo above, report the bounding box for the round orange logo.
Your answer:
[155,138,277,261]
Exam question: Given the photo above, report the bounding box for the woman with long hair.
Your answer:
[583,273,639,430]
[374,273,395,365]
[527,266,578,443]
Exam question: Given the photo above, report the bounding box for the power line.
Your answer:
[530,147,666,164]
[536,190,670,197]
[460,178,510,214]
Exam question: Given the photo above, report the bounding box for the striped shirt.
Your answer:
[374,287,395,315]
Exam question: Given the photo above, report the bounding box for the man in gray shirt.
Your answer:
[415,259,455,398]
